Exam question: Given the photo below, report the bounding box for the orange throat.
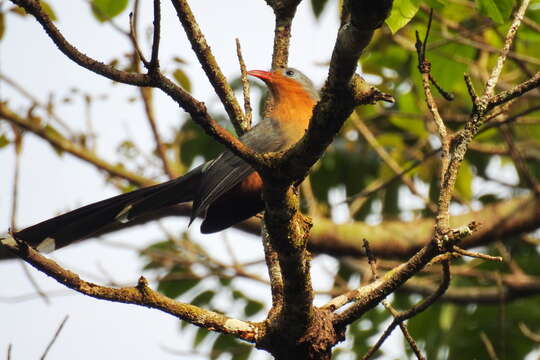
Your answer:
[269,82,317,144]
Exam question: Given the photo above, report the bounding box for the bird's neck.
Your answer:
[269,87,317,134]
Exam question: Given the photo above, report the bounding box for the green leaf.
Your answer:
[475,0,515,24]
[172,69,192,92]
[91,0,128,22]
[455,160,474,201]
[158,277,198,298]
[191,290,215,307]
[311,0,329,19]
[422,0,448,9]
[429,42,475,90]
[439,304,457,331]
[385,0,421,33]
[40,1,58,21]
[0,12,5,41]
[157,267,199,298]
[0,134,10,148]
[245,299,264,317]
[193,327,211,347]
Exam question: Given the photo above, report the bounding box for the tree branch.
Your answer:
[1,236,261,342]
[169,0,247,135]
[9,0,264,171]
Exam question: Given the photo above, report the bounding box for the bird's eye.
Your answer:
[285,70,295,77]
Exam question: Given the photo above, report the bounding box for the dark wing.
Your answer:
[190,117,286,222]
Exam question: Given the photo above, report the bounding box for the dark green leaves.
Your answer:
[0,12,5,41]
[385,0,421,33]
[475,0,515,24]
[173,68,192,92]
[90,0,129,22]
[311,0,329,19]
[40,1,58,21]
[0,134,10,148]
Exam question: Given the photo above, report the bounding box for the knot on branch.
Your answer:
[351,74,395,105]
[297,308,339,359]
[437,221,480,252]
[136,276,152,298]
[418,60,431,74]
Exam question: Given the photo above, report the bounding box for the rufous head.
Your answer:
[247,67,319,102]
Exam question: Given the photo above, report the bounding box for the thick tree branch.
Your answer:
[264,0,302,68]
[1,236,261,342]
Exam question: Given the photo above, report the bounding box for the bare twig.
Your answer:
[362,260,450,359]
[362,240,425,360]
[262,223,284,309]
[300,177,322,218]
[10,0,262,169]
[40,315,69,360]
[519,322,540,343]
[452,246,503,262]
[484,0,531,97]
[346,148,441,204]
[0,103,153,186]
[128,12,150,67]
[351,112,437,213]
[139,87,176,178]
[480,332,500,360]
[499,125,540,195]
[235,38,252,134]
[10,126,22,230]
[0,73,73,134]
[149,0,161,71]
[169,0,247,135]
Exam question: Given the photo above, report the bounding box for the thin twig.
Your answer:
[0,103,153,186]
[139,87,176,178]
[19,261,51,304]
[362,260,450,359]
[170,0,247,134]
[480,332,500,360]
[7,344,12,360]
[149,0,161,70]
[499,125,540,195]
[484,0,531,97]
[235,38,252,135]
[452,246,502,262]
[128,12,150,67]
[346,148,441,204]
[495,241,525,276]
[519,322,540,343]
[40,315,69,360]
[0,73,73,134]
[351,112,437,213]
[300,177,322,218]
[362,240,425,360]
[262,223,284,309]
[10,126,22,231]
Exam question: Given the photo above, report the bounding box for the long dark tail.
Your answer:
[12,167,203,252]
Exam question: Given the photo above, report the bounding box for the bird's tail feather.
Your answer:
[13,168,202,252]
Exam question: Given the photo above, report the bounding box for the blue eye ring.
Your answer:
[285,69,295,77]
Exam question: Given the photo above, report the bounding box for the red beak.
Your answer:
[247,70,273,81]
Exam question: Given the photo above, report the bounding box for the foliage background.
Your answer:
[1,0,539,359]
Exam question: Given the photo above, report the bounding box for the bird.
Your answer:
[7,67,319,253]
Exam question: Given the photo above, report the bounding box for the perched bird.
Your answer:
[9,67,319,253]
